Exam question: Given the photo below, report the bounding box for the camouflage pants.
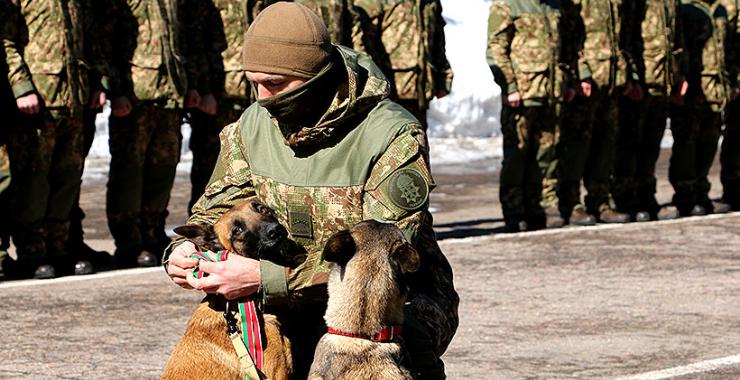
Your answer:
[500,105,557,224]
[7,109,84,262]
[68,106,101,250]
[668,102,722,213]
[721,98,740,207]
[185,99,247,214]
[558,88,618,215]
[107,103,181,258]
[613,94,669,214]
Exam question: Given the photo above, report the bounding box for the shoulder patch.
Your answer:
[385,168,429,211]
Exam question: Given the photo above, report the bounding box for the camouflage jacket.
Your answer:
[166,46,459,356]
[106,0,205,106]
[487,0,579,106]
[353,0,453,108]
[623,0,688,95]
[1,0,109,116]
[680,0,738,108]
[574,0,632,91]
[294,0,358,47]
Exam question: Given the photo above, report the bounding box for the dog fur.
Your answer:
[162,200,303,380]
[308,220,420,380]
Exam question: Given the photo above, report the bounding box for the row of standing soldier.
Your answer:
[0,0,452,280]
[488,0,740,232]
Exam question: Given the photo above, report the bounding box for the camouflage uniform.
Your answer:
[719,0,740,208]
[668,0,736,214]
[487,0,577,229]
[185,0,263,213]
[165,46,458,379]
[558,0,631,217]
[106,0,203,265]
[614,0,687,216]
[1,0,108,274]
[0,65,12,267]
[353,0,453,127]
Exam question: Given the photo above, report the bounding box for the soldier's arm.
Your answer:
[620,0,640,81]
[1,0,34,98]
[181,0,212,95]
[428,0,453,95]
[363,123,459,356]
[487,1,518,94]
[571,0,591,81]
[85,0,113,94]
[730,0,740,86]
[673,0,689,80]
[351,0,385,61]
[559,0,582,87]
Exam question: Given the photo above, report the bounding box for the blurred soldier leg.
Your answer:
[613,95,644,216]
[721,99,740,209]
[693,107,724,214]
[558,94,596,225]
[538,105,563,228]
[186,99,245,213]
[0,145,11,279]
[635,95,675,219]
[499,106,550,232]
[108,102,180,268]
[66,106,111,274]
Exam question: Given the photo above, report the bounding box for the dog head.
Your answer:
[321,220,420,333]
[174,200,306,267]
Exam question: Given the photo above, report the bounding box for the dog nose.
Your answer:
[267,224,287,240]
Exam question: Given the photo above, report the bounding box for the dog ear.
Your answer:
[322,230,356,266]
[174,224,215,248]
[393,242,420,274]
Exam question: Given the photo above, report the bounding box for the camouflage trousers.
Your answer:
[107,102,181,259]
[721,98,740,207]
[558,88,618,216]
[185,99,248,214]
[68,106,101,250]
[668,102,722,213]
[6,109,84,262]
[613,94,669,214]
[500,105,558,224]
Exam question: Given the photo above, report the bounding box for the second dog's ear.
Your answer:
[393,242,420,274]
[322,230,356,266]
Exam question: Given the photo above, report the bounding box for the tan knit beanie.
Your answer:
[243,2,332,79]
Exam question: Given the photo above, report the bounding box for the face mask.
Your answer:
[257,61,336,130]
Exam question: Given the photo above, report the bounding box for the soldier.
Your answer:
[0,54,12,279]
[164,3,458,378]
[557,0,632,225]
[719,0,740,209]
[487,0,578,231]
[106,0,204,268]
[613,0,687,221]
[1,0,109,279]
[184,0,264,214]
[294,0,358,46]
[669,0,738,215]
[353,0,453,128]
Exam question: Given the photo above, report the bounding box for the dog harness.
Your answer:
[327,325,404,342]
[190,250,267,380]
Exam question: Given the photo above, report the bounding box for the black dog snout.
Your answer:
[266,223,287,240]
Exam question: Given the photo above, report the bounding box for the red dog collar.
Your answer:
[327,325,403,342]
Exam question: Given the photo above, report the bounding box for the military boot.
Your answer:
[633,211,651,222]
[544,205,565,229]
[709,200,731,214]
[568,204,596,226]
[597,204,630,224]
[656,205,680,220]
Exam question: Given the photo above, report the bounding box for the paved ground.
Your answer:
[1,149,739,379]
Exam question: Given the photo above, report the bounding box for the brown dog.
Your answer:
[162,201,305,380]
[308,220,419,380]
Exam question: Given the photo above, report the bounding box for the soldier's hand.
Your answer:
[505,92,521,108]
[185,255,261,300]
[16,93,40,115]
[89,90,107,110]
[167,240,201,289]
[199,93,218,115]
[186,89,201,110]
[733,86,740,101]
[435,89,449,99]
[580,80,592,97]
[111,96,132,117]
[671,79,688,105]
[564,88,577,102]
[623,81,643,101]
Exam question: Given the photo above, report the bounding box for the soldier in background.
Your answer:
[613,0,687,221]
[557,0,632,225]
[353,0,453,128]
[106,0,204,268]
[1,0,109,279]
[184,0,265,214]
[719,0,740,210]
[487,0,577,232]
[294,0,358,46]
[669,0,738,215]
[0,52,13,279]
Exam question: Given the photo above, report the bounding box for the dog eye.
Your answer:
[232,222,245,235]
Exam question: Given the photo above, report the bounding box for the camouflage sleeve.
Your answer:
[1,0,34,98]
[672,0,688,80]
[559,0,581,87]
[85,0,112,92]
[572,0,591,80]
[351,0,386,65]
[427,0,453,94]
[620,0,641,81]
[363,123,459,356]
[729,0,740,85]
[106,0,137,98]
[181,0,211,94]
[487,0,518,94]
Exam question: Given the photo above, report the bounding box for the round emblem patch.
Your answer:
[386,168,429,211]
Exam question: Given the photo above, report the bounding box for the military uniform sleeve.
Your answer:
[106,0,137,98]
[571,0,591,80]
[428,0,453,94]
[1,0,34,98]
[620,0,641,82]
[181,0,213,94]
[559,0,581,88]
[85,0,112,92]
[363,122,459,357]
[487,1,518,94]
[672,0,689,82]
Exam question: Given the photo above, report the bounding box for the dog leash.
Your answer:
[190,250,267,380]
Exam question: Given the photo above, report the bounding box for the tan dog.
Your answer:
[308,220,420,380]
[162,201,305,380]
